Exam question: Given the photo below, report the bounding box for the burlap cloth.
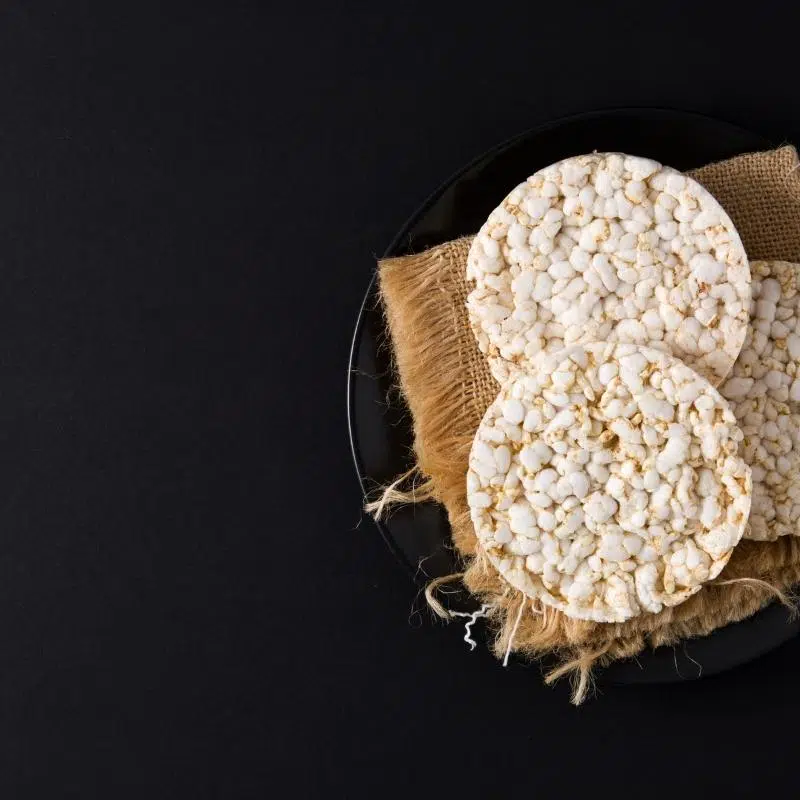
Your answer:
[374,146,800,701]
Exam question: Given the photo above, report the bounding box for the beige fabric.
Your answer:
[376,147,800,700]
[691,147,800,263]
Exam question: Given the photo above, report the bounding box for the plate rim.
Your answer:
[346,106,798,682]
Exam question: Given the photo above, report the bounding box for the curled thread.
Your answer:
[451,604,492,651]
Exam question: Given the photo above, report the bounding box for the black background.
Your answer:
[2,3,800,797]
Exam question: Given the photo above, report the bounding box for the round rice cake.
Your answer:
[467,342,752,622]
[466,153,750,387]
[719,260,800,540]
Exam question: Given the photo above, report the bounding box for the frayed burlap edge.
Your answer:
[458,541,799,703]
[365,146,800,703]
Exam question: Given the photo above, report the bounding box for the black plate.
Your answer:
[348,107,800,683]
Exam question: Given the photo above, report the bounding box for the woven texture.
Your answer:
[377,146,800,689]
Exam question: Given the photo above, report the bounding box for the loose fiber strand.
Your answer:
[712,576,797,614]
[451,603,492,651]
[423,573,465,620]
[364,467,435,520]
[502,598,527,667]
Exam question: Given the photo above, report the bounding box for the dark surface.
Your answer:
[2,3,800,798]
[348,109,800,684]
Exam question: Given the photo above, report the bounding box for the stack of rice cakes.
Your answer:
[465,153,798,622]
